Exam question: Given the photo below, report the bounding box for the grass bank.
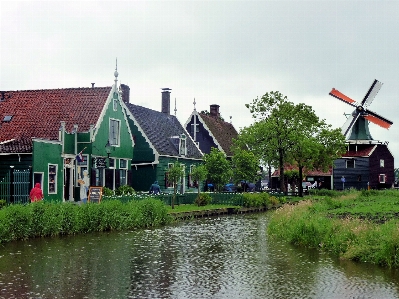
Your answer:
[0,199,172,244]
[268,189,399,268]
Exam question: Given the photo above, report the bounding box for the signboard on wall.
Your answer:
[93,157,106,168]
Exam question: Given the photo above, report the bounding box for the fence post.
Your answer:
[9,166,15,204]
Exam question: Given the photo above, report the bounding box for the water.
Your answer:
[1,212,399,299]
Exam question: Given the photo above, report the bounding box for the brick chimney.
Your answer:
[161,88,172,115]
[210,104,220,118]
[120,84,130,104]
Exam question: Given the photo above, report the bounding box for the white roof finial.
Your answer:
[193,98,196,111]
[174,98,177,116]
[114,58,119,87]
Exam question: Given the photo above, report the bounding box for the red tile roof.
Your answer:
[199,113,238,156]
[342,144,375,157]
[0,87,112,153]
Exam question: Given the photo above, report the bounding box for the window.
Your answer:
[113,92,118,111]
[191,123,199,134]
[76,155,88,181]
[346,160,355,168]
[165,163,174,188]
[109,119,120,146]
[179,134,187,156]
[188,165,197,188]
[48,164,57,194]
[119,159,128,186]
[109,158,115,168]
[380,159,385,167]
[95,168,104,187]
[379,174,386,183]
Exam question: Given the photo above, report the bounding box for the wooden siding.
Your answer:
[186,114,217,155]
[333,157,369,190]
[369,144,394,188]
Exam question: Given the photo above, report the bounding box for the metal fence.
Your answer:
[0,169,31,205]
[103,192,245,206]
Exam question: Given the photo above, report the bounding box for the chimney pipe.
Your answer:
[91,83,95,88]
[120,84,130,103]
[210,104,220,118]
[161,88,172,115]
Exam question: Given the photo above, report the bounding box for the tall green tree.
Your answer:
[244,91,346,194]
[203,148,232,192]
[231,146,260,191]
[166,161,184,209]
[191,164,208,197]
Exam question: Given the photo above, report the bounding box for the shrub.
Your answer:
[194,193,212,206]
[115,185,135,196]
[242,193,270,208]
[102,187,114,196]
[0,199,6,210]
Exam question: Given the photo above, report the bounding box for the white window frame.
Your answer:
[109,118,121,146]
[346,159,355,168]
[119,159,128,186]
[48,164,58,194]
[379,174,386,183]
[179,135,187,156]
[380,159,385,167]
[113,94,118,111]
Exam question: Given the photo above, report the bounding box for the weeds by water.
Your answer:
[268,190,399,268]
[0,199,172,244]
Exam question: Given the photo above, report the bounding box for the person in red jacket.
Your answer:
[30,183,44,202]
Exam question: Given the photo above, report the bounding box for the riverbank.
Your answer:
[267,189,399,268]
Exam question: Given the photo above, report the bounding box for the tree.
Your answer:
[231,146,260,191]
[203,148,232,192]
[244,91,346,195]
[191,164,208,197]
[166,161,184,209]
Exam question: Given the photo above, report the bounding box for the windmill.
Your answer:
[329,79,393,140]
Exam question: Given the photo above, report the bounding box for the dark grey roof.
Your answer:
[125,103,203,159]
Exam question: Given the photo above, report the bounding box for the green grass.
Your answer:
[166,204,240,213]
[268,190,399,268]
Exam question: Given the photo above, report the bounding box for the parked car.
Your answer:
[223,183,237,192]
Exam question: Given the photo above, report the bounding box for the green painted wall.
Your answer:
[32,141,63,201]
[127,117,155,163]
[91,96,134,161]
[131,165,156,191]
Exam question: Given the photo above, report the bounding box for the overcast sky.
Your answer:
[1,1,399,166]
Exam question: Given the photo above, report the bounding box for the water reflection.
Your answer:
[1,213,399,298]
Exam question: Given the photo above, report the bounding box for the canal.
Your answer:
[1,212,399,299]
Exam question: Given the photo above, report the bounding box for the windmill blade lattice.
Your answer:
[329,79,393,140]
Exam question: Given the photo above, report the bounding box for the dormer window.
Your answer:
[113,92,118,111]
[179,134,187,156]
[3,115,12,122]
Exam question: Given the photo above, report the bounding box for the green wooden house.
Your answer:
[0,69,134,203]
[121,85,203,193]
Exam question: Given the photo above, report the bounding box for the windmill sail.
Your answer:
[329,79,393,141]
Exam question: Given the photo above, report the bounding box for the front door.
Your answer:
[64,158,74,201]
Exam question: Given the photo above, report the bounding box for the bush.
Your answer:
[194,193,212,206]
[0,199,6,210]
[242,192,270,208]
[102,187,114,196]
[115,185,135,196]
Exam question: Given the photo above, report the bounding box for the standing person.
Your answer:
[149,181,161,195]
[30,183,44,202]
[78,170,90,204]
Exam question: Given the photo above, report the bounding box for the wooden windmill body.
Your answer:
[329,79,394,190]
